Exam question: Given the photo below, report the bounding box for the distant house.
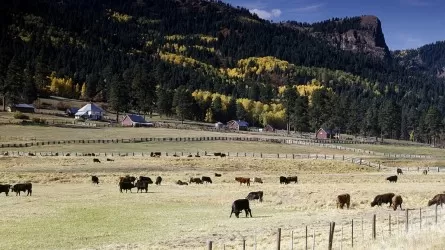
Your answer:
[65,107,79,117]
[121,114,153,127]
[264,124,275,132]
[75,103,104,120]
[315,128,339,140]
[7,104,35,113]
[226,120,249,131]
[215,122,224,129]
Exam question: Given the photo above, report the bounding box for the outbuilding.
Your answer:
[315,128,339,139]
[226,120,249,131]
[7,104,35,113]
[121,114,153,127]
[74,103,104,120]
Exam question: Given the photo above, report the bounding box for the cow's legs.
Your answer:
[229,208,234,218]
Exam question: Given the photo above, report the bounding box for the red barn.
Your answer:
[315,128,339,139]
[122,114,153,127]
[226,120,249,131]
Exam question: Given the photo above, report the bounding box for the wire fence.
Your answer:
[206,206,445,250]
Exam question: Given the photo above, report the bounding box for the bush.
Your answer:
[32,117,46,124]
[13,112,29,120]
[56,101,69,111]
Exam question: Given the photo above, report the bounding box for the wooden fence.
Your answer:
[206,206,444,249]
[0,136,429,159]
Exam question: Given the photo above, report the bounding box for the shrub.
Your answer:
[32,117,46,124]
[13,112,29,120]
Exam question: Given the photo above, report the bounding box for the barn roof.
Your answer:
[66,107,79,113]
[75,103,104,116]
[126,114,148,123]
[11,104,35,109]
[231,120,248,127]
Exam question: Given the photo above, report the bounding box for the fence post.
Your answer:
[436,205,438,224]
[290,230,293,250]
[420,208,422,230]
[243,238,246,250]
[361,217,364,241]
[277,228,281,250]
[207,241,212,250]
[341,225,343,250]
[305,225,308,250]
[351,219,354,247]
[328,222,335,250]
[405,209,409,232]
[372,214,376,240]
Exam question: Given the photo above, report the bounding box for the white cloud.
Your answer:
[291,3,324,13]
[249,8,282,20]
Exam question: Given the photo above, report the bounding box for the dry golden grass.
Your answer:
[1,141,352,155]
[340,143,444,157]
[0,156,444,249]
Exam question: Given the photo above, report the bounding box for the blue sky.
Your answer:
[223,0,445,50]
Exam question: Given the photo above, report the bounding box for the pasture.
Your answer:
[1,155,445,249]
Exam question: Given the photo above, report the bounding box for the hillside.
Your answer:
[285,15,390,60]
[393,41,445,78]
[0,0,445,143]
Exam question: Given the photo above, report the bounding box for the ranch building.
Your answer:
[226,120,249,131]
[121,114,153,127]
[315,128,339,140]
[7,104,35,113]
[65,107,79,117]
[74,103,104,120]
[264,124,275,132]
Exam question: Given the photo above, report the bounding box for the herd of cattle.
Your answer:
[2,167,442,220]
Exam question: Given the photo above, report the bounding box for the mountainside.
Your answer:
[0,0,445,143]
[285,15,391,60]
[393,41,445,78]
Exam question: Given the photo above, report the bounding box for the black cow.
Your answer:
[279,176,288,184]
[371,193,395,207]
[215,173,222,177]
[91,176,99,185]
[214,152,222,156]
[220,153,226,157]
[106,158,114,162]
[119,182,135,193]
[0,184,11,196]
[397,168,403,175]
[190,177,203,184]
[230,199,252,218]
[93,158,101,163]
[11,183,32,196]
[135,180,148,193]
[176,180,188,185]
[202,176,212,184]
[287,176,298,184]
[386,175,398,183]
[150,152,161,157]
[139,176,153,184]
[155,176,162,185]
[246,191,263,202]
[120,176,136,184]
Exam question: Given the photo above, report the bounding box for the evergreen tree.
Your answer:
[211,96,223,122]
[425,106,442,146]
[22,63,38,103]
[108,74,129,121]
[282,85,298,133]
[3,56,23,109]
[291,95,309,132]
[236,102,247,121]
[226,96,237,121]
[173,86,193,123]
[132,63,157,117]
[157,88,173,118]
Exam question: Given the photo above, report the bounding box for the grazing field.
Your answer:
[1,141,352,155]
[339,143,445,157]
[0,125,293,143]
[1,156,444,250]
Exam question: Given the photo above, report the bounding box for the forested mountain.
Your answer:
[0,0,445,144]
[394,41,445,78]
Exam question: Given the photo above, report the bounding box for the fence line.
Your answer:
[0,136,431,159]
[206,206,445,249]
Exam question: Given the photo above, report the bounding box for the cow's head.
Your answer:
[370,201,377,207]
[428,199,435,206]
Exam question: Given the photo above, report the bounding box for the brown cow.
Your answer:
[428,194,445,207]
[235,177,250,186]
[337,194,351,209]
[371,193,395,207]
[253,177,263,184]
[423,170,428,175]
[392,195,403,211]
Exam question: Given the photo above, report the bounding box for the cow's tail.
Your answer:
[229,208,233,218]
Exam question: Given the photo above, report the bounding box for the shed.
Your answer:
[122,114,153,127]
[315,128,339,140]
[264,124,275,132]
[7,104,35,113]
[65,107,79,117]
[226,120,249,131]
[75,103,104,120]
[215,122,224,129]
